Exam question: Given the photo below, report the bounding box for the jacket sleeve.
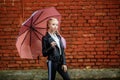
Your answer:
[62,49,66,65]
[42,36,54,57]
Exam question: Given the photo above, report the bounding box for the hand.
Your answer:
[62,65,67,72]
[51,41,56,48]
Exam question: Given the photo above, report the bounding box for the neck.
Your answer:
[48,29,55,34]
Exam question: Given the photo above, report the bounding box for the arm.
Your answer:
[62,49,68,72]
[62,49,66,65]
[42,36,54,57]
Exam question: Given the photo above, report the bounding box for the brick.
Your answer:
[95,5,107,9]
[95,47,107,51]
[95,55,107,59]
[104,59,110,62]
[83,62,95,66]
[1,57,12,61]
[84,59,91,62]
[76,19,86,23]
[90,52,97,55]
[86,55,94,58]
[78,59,84,62]
[66,56,73,59]
[108,55,119,59]
[95,41,106,44]
[107,5,119,8]
[108,63,119,66]
[74,55,86,59]
[101,20,114,23]
[22,61,29,64]
[66,60,70,63]
[8,64,20,68]
[72,41,84,45]
[88,20,99,23]
[3,53,9,57]
[95,12,106,16]
[71,59,77,62]
[90,59,96,62]
[16,61,22,64]
[0,21,12,24]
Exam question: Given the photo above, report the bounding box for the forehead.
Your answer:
[48,18,59,24]
[50,20,58,24]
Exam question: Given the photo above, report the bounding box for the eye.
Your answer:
[55,24,58,26]
[52,24,58,26]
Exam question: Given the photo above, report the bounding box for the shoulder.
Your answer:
[42,32,51,40]
[42,36,48,41]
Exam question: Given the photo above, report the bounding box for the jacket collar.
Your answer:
[45,32,63,49]
[45,32,51,38]
[46,32,61,39]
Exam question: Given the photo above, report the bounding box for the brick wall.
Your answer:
[0,0,120,70]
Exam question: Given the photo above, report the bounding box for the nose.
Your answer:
[55,26,58,29]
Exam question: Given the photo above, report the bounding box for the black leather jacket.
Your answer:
[42,32,66,65]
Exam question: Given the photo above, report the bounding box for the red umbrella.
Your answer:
[16,7,66,59]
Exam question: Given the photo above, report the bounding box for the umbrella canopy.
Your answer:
[16,7,66,59]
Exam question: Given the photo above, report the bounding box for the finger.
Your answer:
[53,42,56,45]
[64,67,67,72]
[62,66,66,72]
[52,42,56,45]
[51,42,56,47]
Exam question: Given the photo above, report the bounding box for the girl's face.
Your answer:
[48,19,59,33]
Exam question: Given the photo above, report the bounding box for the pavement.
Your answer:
[0,68,120,80]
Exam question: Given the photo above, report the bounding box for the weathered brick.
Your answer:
[83,62,95,66]
[8,64,20,68]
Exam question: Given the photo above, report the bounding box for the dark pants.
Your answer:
[47,60,70,80]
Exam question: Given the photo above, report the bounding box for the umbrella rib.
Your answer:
[20,23,45,35]
[22,16,33,28]
[33,11,44,24]
[30,30,31,46]
[20,30,30,54]
[33,30,42,41]
[24,24,29,27]
[21,30,30,45]
[31,16,33,26]
[34,15,60,25]
[34,29,45,39]
[35,27,46,29]
[18,28,29,36]
[36,29,44,36]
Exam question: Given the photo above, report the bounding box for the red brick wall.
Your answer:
[0,0,120,70]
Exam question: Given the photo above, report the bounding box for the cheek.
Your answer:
[52,26,55,28]
[56,26,58,29]
[49,25,58,30]
[49,25,54,29]
[52,26,57,29]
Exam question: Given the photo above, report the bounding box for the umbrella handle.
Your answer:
[37,56,40,64]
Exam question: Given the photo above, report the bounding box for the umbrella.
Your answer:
[16,7,66,59]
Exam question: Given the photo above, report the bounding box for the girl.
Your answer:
[42,18,70,80]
